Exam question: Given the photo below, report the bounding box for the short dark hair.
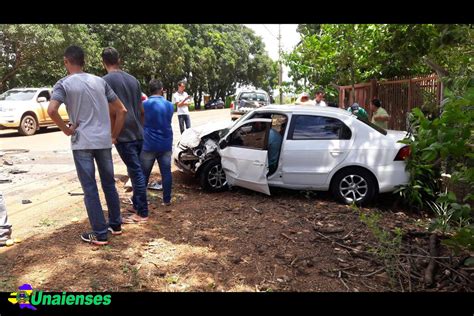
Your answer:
[101,47,120,66]
[178,80,186,87]
[64,45,85,67]
[149,79,163,95]
[315,90,325,96]
[371,98,382,107]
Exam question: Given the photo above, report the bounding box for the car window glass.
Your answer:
[37,90,51,101]
[229,121,270,149]
[289,115,352,140]
[239,92,268,102]
[0,90,37,101]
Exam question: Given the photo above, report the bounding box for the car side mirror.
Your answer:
[219,138,228,149]
[37,97,47,103]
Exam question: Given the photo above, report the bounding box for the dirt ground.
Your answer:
[1,165,472,292]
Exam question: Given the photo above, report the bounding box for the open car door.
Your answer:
[219,118,272,195]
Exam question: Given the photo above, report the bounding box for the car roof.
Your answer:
[237,90,269,95]
[257,104,353,117]
[7,87,51,91]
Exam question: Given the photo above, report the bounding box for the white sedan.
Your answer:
[174,105,410,205]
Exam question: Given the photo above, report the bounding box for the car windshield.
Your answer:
[356,116,387,135]
[0,90,37,101]
[218,111,253,138]
[239,92,267,102]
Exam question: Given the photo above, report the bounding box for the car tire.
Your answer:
[18,114,38,136]
[199,159,228,192]
[330,167,377,205]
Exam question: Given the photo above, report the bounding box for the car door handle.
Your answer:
[253,161,264,166]
[330,150,345,156]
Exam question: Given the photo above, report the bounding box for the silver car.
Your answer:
[230,90,270,120]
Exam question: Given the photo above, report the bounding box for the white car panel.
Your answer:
[220,146,270,195]
[174,105,411,203]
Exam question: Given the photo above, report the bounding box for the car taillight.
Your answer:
[230,102,234,110]
[394,146,411,161]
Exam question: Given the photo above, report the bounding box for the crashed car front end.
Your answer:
[173,121,232,175]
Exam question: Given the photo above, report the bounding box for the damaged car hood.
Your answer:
[179,120,234,148]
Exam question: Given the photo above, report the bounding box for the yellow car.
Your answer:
[0,88,69,136]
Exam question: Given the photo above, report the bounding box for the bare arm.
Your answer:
[47,100,75,136]
[108,98,128,144]
[373,114,390,122]
[176,95,192,107]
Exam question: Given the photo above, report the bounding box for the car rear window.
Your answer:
[356,116,387,135]
[239,92,268,102]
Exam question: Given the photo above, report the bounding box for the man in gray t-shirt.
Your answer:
[48,45,128,246]
[101,47,149,223]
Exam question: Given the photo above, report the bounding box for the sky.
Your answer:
[244,24,301,83]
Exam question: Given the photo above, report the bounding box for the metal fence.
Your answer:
[338,75,441,130]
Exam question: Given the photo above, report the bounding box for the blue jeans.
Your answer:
[115,140,148,217]
[141,151,172,204]
[178,114,191,134]
[72,149,121,239]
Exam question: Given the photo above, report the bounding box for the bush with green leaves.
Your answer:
[396,84,474,251]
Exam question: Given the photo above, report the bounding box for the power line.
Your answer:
[262,24,277,39]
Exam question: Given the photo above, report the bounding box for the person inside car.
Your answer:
[347,102,369,120]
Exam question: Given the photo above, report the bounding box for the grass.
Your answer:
[0,276,18,291]
[37,218,56,227]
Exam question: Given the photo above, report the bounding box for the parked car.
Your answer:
[174,105,410,205]
[230,90,270,120]
[204,98,225,110]
[0,88,69,136]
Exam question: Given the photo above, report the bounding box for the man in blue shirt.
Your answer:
[268,128,282,174]
[140,79,174,209]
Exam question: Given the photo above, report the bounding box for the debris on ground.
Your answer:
[68,191,84,196]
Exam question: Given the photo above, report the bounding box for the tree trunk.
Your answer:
[198,89,203,109]
[0,46,22,93]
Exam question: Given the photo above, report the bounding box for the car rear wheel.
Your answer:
[18,115,38,136]
[199,160,228,192]
[331,168,376,205]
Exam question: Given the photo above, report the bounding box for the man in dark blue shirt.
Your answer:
[101,47,149,225]
[141,79,174,207]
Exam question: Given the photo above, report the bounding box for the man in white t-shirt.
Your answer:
[314,90,327,107]
[172,81,192,134]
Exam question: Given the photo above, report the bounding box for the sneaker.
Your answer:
[148,181,163,190]
[161,202,171,206]
[81,232,109,245]
[122,214,149,224]
[108,225,122,235]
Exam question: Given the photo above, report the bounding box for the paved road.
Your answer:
[0,108,231,152]
[0,108,231,240]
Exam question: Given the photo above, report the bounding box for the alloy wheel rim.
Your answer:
[339,174,368,203]
[208,164,227,189]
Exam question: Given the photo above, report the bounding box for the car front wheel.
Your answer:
[331,168,377,205]
[199,159,228,192]
[18,115,38,136]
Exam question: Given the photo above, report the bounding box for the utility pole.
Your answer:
[278,24,283,104]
